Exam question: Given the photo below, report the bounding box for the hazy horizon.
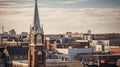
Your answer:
[0,0,120,34]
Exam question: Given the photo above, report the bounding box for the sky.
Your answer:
[0,0,120,34]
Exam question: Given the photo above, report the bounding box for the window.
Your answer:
[15,55,18,60]
[37,34,42,44]
[19,55,23,59]
[24,55,27,59]
[37,51,42,61]
[0,52,4,63]
[30,51,32,61]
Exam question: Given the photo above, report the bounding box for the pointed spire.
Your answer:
[42,24,44,34]
[29,24,32,43]
[33,0,42,32]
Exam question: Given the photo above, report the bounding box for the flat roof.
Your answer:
[93,54,120,56]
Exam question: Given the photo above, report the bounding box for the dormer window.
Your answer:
[37,34,42,44]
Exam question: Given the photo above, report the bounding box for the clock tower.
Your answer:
[28,0,45,67]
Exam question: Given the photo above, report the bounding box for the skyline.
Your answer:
[0,0,120,34]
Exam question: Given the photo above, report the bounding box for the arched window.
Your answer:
[30,51,32,61]
[37,34,42,44]
[37,51,42,61]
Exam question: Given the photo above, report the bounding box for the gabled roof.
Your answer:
[7,46,28,55]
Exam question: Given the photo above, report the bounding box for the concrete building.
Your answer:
[65,32,81,38]
[91,40,120,53]
[57,48,94,59]
[0,31,29,47]
[90,40,110,53]
[75,40,90,48]
[20,32,29,39]
[9,29,16,38]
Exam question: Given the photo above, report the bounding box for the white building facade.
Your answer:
[91,40,110,53]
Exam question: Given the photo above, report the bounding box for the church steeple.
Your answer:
[30,0,44,45]
[28,0,46,67]
[33,0,42,33]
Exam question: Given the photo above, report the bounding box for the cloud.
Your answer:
[31,8,120,33]
[0,1,16,8]
[0,0,120,34]
[55,0,96,4]
[1,7,120,33]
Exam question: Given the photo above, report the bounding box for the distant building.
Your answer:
[9,29,16,38]
[75,40,90,48]
[91,40,110,53]
[65,32,81,38]
[20,32,28,39]
[91,40,120,53]
[81,33,94,40]
[93,33,120,40]
[0,32,9,46]
[109,40,120,54]
[0,37,8,46]
[87,30,91,35]
[2,32,9,37]
[76,53,120,67]
[0,37,29,47]
[0,31,29,47]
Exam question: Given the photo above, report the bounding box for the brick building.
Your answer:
[28,0,46,67]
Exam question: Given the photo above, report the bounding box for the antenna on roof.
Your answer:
[2,26,4,33]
